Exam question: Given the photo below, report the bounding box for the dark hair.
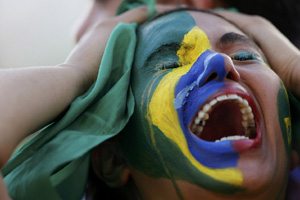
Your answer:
[223,0,300,48]
[147,7,230,24]
[139,7,252,47]
[141,7,244,36]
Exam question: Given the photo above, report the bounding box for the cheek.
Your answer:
[145,70,245,193]
[239,66,291,153]
[277,81,292,155]
[148,69,188,146]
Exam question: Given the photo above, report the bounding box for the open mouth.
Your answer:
[190,92,259,143]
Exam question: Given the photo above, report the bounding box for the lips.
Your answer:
[189,84,261,152]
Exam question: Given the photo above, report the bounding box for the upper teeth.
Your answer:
[191,94,256,138]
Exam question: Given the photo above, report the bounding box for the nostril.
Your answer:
[226,71,235,80]
[198,72,219,87]
[196,52,240,87]
[226,69,240,82]
[204,72,218,84]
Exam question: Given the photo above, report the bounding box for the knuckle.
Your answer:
[95,19,118,29]
[249,15,270,25]
[136,5,148,12]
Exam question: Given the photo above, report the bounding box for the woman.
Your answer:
[1,3,300,198]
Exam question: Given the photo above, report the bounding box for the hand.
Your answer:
[215,11,300,99]
[66,4,177,85]
[0,5,176,198]
[64,6,149,85]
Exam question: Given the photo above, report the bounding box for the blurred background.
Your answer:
[0,0,89,68]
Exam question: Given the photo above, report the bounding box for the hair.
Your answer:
[223,0,300,48]
[143,7,251,35]
[146,7,231,25]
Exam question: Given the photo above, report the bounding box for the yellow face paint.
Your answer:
[147,26,243,186]
[285,117,292,145]
[177,27,211,66]
[280,81,292,146]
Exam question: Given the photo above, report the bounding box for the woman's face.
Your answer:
[120,10,292,199]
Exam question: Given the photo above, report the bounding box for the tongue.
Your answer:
[199,101,244,142]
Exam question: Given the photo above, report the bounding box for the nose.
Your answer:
[197,52,240,86]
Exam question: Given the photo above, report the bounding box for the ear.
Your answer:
[91,140,131,188]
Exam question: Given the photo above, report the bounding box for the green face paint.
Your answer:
[277,81,292,155]
[119,11,244,194]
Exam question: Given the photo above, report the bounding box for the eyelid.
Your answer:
[146,43,180,65]
[230,50,263,62]
[153,60,180,72]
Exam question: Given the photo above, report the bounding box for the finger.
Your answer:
[214,10,248,21]
[117,6,148,24]
[155,4,178,14]
[117,4,178,24]
[213,10,253,29]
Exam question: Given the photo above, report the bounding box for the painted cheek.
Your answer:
[175,51,239,168]
[146,26,243,188]
[277,81,292,155]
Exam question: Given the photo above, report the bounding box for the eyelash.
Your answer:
[154,51,261,71]
[155,61,180,71]
[230,51,261,61]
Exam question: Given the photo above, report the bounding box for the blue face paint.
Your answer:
[175,50,239,168]
[122,15,245,192]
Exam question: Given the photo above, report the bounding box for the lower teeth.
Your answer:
[215,135,249,142]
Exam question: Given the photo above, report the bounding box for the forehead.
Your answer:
[187,11,245,48]
[134,10,246,69]
[141,10,244,45]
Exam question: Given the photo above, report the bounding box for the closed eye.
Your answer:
[145,43,180,66]
[153,60,180,71]
[230,51,262,62]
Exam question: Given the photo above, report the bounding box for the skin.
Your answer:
[0,6,151,169]
[1,2,299,199]
[0,6,150,200]
[75,0,300,100]
[74,0,224,42]
[215,11,300,100]
[118,10,291,199]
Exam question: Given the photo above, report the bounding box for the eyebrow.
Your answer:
[217,32,260,50]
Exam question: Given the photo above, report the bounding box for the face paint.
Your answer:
[277,81,292,155]
[147,25,243,186]
[120,11,246,195]
[117,10,291,199]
